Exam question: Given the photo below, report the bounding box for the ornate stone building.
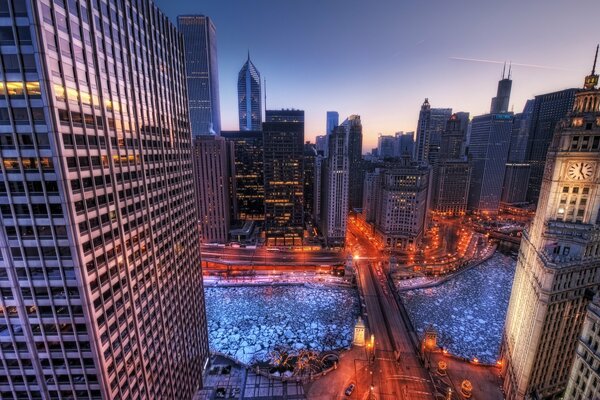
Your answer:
[502,47,600,399]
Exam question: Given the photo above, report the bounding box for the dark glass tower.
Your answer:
[525,88,577,203]
[238,53,262,131]
[490,63,513,114]
[346,115,364,210]
[178,15,221,135]
[263,110,305,246]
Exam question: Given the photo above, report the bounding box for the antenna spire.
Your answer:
[584,45,600,90]
[508,62,512,79]
[502,61,506,79]
[592,44,599,75]
[247,49,250,61]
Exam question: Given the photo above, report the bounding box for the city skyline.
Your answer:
[155,0,597,151]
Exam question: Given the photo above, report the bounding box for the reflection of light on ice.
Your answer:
[399,253,516,363]
[205,285,360,365]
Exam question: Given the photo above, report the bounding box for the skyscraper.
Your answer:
[490,63,513,114]
[413,98,452,164]
[346,115,364,210]
[467,113,514,213]
[263,110,305,246]
[434,113,471,215]
[238,53,262,131]
[0,1,209,398]
[221,130,265,221]
[326,111,339,135]
[320,125,349,247]
[377,134,396,159]
[193,136,232,243]
[502,50,600,399]
[367,162,430,250]
[525,88,577,204]
[178,15,221,135]
[395,131,415,159]
[304,142,317,218]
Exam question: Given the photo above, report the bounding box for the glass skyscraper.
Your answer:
[238,54,262,131]
[0,1,209,398]
[178,15,221,136]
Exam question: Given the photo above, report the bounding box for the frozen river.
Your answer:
[205,284,360,365]
[399,253,516,363]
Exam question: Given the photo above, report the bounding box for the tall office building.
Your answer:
[263,110,305,246]
[434,113,471,215]
[525,89,577,203]
[0,1,209,399]
[178,15,221,135]
[490,64,513,114]
[238,53,262,131]
[413,98,452,164]
[346,115,364,210]
[313,153,325,223]
[303,142,317,218]
[368,162,429,250]
[221,130,264,221]
[502,52,600,399]
[326,111,339,135]
[501,164,530,204]
[395,131,414,159]
[320,126,349,247]
[377,134,396,159]
[509,100,535,163]
[315,135,327,154]
[193,136,232,243]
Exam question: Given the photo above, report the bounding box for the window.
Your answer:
[0,27,14,45]
[17,27,31,45]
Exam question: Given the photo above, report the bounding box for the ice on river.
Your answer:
[399,253,516,363]
[205,285,360,365]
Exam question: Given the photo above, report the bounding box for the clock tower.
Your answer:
[502,46,600,400]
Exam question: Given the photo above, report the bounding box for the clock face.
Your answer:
[567,162,594,181]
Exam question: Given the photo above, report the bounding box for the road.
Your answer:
[201,245,346,266]
[348,224,435,400]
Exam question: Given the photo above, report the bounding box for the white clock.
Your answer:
[567,162,594,181]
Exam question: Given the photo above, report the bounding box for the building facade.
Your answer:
[221,130,264,221]
[346,115,364,210]
[525,89,577,204]
[193,136,232,243]
[178,15,221,135]
[369,163,429,250]
[502,57,600,399]
[303,142,317,218]
[320,125,349,247]
[263,110,304,246]
[501,163,530,204]
[238,53,262,131]
[467,113,514,213]
[564,296,600,400]
[326,111,339,135]
[413,98,452,165]
[0,1,209,399]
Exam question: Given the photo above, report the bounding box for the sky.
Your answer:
[155,0,599,152]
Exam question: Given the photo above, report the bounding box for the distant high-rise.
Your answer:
[320,126,349,247]
[395,131,415,159]
[193,136,232,243]
[502,50,600,399]
[326,111,339,135]
[414,99,452,164]
[0,1,209,398]
[525,89,577,203]
[222,131,265,221]
[490,63,513,114]
[263,110,305,246]
[178,15,221,135]
[467,113,514,213]
[501,164,530,204]
[377,134,396,159]
[315,135,327,154]
[508,100,535,163]
[346,115,364,210]
[304,142,318,218]
[238,53,262,130]
[434,113,471,215]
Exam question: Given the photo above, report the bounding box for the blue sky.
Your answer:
[155,0,599,151]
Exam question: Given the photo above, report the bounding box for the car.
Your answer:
[345,383,355,396]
